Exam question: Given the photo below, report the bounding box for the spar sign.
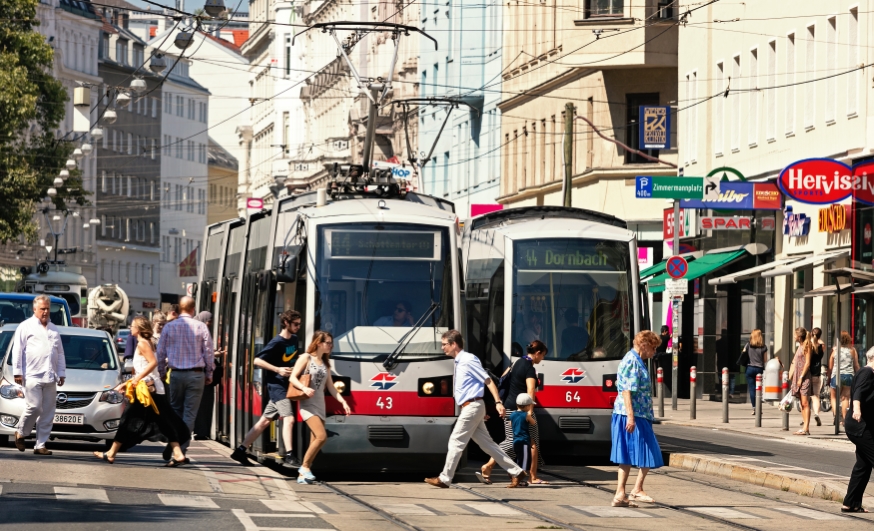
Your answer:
[779,158,874,204]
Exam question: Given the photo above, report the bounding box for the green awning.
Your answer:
[647,250,747,293]
[640,260,668,280]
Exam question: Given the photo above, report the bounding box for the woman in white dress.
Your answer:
[288,331,351,483]
[92,317,189,465]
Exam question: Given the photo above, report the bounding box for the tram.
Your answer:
[200,175,463,470]
[462,206,644,455]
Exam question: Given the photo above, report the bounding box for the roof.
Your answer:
[230,30,249,48]
[59,0,99,20]
[204,31,243,54]
[88,0,140,10]
[208,137,239,170]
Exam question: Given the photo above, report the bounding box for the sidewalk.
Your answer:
[652,397,874,507]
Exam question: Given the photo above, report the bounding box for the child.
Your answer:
[508,392,536,488]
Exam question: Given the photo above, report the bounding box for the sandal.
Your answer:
[629,492,655,503]
[611,497,638,508]
[165,457,190,467]
[474,472,492,485]
[793,430,810,435]
[841,506,869,513]
[529,478,550,485]
[92,451,115,464]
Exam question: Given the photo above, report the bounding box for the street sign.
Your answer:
[665,278,688,296]
[703,175,721,201]
[666,255,688,279]
[246,197,264,209]
[636,176,704,199]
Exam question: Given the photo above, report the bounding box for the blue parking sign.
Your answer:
[636,176,654,198]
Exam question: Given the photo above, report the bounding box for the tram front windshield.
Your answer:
[314,223,453,360]
[511,239,632,361]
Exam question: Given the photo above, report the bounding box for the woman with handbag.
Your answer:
[287,331,350,484]
[791,327,813,436]
[842,347,874,513]
[92,317,190,465]
[741,329,770,415]
[829,331,861,426]
[807,328,825,426]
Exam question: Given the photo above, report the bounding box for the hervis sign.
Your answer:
[779,158,874,204]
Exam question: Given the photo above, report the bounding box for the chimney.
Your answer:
[122,13,129,29]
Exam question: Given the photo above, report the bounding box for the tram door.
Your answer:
[216,277,235,442]
[251,271,276,455]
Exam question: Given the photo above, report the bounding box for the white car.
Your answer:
[0,325,126,448]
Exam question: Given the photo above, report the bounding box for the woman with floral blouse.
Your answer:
[610,330,663,507]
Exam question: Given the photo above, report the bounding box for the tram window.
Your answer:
[314,223,454,359]
[512,239,632,361]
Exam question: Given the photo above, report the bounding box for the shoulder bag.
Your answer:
[497,359,519,401]
[286,372,311,401]
[736,343,750,367]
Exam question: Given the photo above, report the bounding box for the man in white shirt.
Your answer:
[425,329,524,488]
[12,295,66,455]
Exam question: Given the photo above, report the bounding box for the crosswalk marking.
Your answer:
[261,500,322,513]
[54,487,109,503]
[463,503,523,516]
[771,507,845,520]
[688,507,762,519]
[383,504,438,516]
[231,509,331,531]
[569,506,652,518]
[158,494,219,508]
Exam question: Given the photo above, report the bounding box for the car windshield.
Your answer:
[5,334,117,371]
[512,238,632,361]
[0,299,70,327]
[314,223,454,360]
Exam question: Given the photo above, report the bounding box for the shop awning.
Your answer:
[639,252,699,281]
[761,250,849,278]
[647,250,748,293]
[708,257,804,286]
[803,282,854,298]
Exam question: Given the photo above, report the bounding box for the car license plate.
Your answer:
[53,414,84,425]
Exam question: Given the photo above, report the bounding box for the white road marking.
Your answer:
[771,507,845,520]
[570,506,651,518]
[688,507,762,519]
[383,504,437,516]
[261,500,320,513]
[54,487,109,503]
[231,509,330,531]
[158,494,220,508]
[463,503,523,516]
[272,478,300,501]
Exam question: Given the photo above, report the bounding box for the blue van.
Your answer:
[0,293,73,327]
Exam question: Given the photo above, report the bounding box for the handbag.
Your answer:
[736,344,750,367]
[286,373,311,401]
[778,393,794,412]
[497,360,518,401]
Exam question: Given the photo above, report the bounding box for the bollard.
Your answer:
[689,366,697,420]
[781,370,789,431]
[722,367,729,423]
[657,367,664,418]
[755,374,763,427]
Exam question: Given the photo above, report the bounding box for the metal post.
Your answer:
[690,366,697,420]
[755,374,763,427]
[657,367,664,418]
[781,370,789,431]
[671,201,680,411]
[563,102,574,207]
[722,367,729,423]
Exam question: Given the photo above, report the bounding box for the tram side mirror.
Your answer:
[276,255,298,283]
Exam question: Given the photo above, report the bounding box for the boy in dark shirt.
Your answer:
[231,310,302,467]
[507,393,536,488]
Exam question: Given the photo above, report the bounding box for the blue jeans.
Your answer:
[746,366,764,409]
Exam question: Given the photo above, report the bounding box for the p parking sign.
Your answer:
[640,106,671,149]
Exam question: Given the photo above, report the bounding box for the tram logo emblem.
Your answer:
[560,368,587,384]
[370,373,398,390]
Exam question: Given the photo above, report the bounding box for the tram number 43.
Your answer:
[376,397,393,409]
[565,391,582,403]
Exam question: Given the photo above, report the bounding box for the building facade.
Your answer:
[207,138,240,224]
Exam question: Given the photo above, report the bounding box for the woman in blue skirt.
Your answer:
[611,330,664,507]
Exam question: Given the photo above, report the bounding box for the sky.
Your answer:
[126,1,246,15]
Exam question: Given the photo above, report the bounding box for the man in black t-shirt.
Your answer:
[231,310,302,467]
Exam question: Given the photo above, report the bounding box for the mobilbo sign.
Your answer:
[779,158,874,204]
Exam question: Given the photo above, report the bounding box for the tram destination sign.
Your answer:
[328,230,438,259]
[514,240,626,271]
[635,176,704,199]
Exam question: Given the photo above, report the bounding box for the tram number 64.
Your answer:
[377,397,393,409]
[565,391,581,403]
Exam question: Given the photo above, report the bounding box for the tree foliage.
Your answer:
[0,0,89,243]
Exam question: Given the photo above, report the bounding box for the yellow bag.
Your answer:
[125,379,159,414]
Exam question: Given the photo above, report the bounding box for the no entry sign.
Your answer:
[666,256,688,279]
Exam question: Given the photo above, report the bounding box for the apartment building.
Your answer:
[419,0,502,217]
[158,58,210,304]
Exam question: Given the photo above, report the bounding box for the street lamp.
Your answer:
[116,91,131,107]
[81,143,93,156]
[90,127,103,141]
[130,78,147,92]
[59,169,69,179]
[83,222,90,229]
[47,187,57,197]
[53,177,63,187]
[72,148,84,160]
[175,31,194,50]
[89,218,100,225]
[65,158,76,170]
[204,0,226,17]
[149,54,167,74]
[102,109,117,125]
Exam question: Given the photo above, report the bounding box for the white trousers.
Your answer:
[18,380,57,449]
[439,400,522,485]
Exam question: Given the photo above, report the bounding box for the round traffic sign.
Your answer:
[666,256,688,279]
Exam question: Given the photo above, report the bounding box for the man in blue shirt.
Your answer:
[231,310,301,467]
[425,330,525,488]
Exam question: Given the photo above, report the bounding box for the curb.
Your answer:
[667,452,874,505]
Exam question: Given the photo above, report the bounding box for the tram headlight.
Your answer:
[422,382,434,395]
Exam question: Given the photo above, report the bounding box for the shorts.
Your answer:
[262,398,294,420]
[830,374,853,389]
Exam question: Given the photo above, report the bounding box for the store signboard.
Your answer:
[854,204,874,265]
[663,208,696,239]
[639,106,671,149]
[699,216,753,230]
[818,204,851,233]
[779,158,874,204]
[783,206,811,237]
[681,182,782,209]
[638,247,654,270]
